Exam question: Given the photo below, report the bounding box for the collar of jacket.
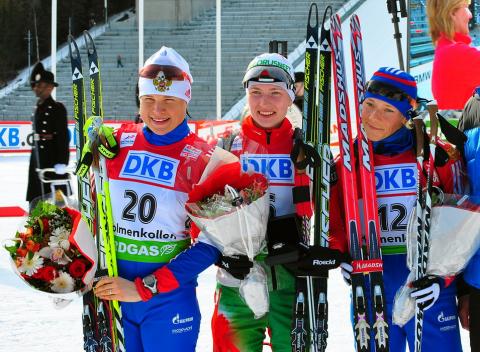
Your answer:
[241,115,293,145]
[37,95,54,108]
[438,32,472,46]
[143,118,190,146]
[371,125,414,156]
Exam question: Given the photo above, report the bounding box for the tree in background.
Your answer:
[0,0,134,87]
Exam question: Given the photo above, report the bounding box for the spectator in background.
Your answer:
[427,0,480,109]
[27,62,70,209]
[117,54,124,68]
[89,12,96,28]
[293,71,304,111]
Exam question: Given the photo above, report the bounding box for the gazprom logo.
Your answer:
[375,163,416,195]
[120,151,179,187]
[241,154,293,183]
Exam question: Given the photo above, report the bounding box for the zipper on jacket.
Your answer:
[266,131,271,145]
[271,266,277,290]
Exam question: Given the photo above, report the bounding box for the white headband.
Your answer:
[138,76,192,103]
[138,46,193,103]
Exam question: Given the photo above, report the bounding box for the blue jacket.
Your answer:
[463,127,480,289]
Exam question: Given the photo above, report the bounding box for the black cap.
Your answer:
[30,62,58,88]
[294,72,304,83]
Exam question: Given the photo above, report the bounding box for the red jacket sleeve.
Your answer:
[328,159,349,253]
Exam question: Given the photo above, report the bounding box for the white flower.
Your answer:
[48,226,71,250]
[18,253,44,276]
[50,271,75,293]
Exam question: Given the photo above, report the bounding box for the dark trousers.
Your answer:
[471,287,480,352]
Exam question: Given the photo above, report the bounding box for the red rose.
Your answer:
[69,259,87,279]
[41,266,57,281]
[16,247,28,257]
[32,266,57,282]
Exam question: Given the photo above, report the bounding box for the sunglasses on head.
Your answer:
[139,65,191,83]
[243,66,294,89]
[365,80,410,102]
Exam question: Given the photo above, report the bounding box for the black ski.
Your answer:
[84,30,125,352]
[69,31,124,352]
[290,4,333,352]
[312,5,333,352]
[68,34,99,352]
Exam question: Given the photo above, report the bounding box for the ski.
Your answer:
[68,34,98,352]
[312,5,333,352]
[413,102,438,352]
[330,13,371,352]
[290,3,319,352]
[84,31,125,352]
[290,4,333,351]
[69,31,124,352]
[350,14,389,352]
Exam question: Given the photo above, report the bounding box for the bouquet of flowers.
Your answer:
[4,200,97,301]
[186,162,270,318]
[393,193,480,326]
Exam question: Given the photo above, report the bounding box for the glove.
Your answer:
[410,275,441,311]
[340,262,353,285]
[264,242,302,266]
[54,163,68,175]
[217,254,253,280]
[267,244,350,278]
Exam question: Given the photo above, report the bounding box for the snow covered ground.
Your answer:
[0,154,470,351]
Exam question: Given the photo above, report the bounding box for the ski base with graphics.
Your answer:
[350,14,389,352]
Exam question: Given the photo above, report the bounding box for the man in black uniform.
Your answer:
[293,71,304,111]
[26,62,70,208]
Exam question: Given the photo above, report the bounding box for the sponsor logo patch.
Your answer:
[230,137,242,152]
[375,163,416,195]
[172,313,194,325]
[352,259,383,273]
[120,132,137,148]
[180,144,202,160]
[437,311,456,323]
[120,150,179,187]
[241,154,293,183]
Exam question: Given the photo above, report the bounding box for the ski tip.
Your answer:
[68,35,80,59]
[308,3,319,29]
[330,13,342,33]
[350,14,361,33]
[321,6,333,31]
[83,31,96,54]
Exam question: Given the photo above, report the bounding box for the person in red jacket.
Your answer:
[427,0,480,109]
[92,46,237,352]
[212,53,347,352]
[330,67,465,352]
